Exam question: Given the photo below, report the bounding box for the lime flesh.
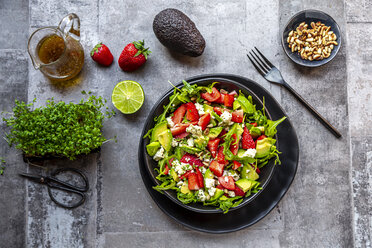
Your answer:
[112,80,144,114]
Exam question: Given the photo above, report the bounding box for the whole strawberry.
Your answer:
[118,40,151,72]
[91,43,113,66]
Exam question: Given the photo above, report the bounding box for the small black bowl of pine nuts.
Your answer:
[281,9,342,67]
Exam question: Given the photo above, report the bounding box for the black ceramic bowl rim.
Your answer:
[281,9,342,67]
[141,77,279,214]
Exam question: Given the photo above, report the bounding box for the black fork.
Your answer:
[247,47,341,138]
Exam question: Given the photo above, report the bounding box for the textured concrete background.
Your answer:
[0,0,370,247]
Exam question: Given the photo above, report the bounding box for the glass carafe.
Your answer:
[28,13,84,81]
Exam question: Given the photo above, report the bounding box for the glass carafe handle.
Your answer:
[58,13,81,40]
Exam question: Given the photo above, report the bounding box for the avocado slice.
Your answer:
[204,169,214,179]
[151,122,168,142]
[249,127,261,139]
[195,135,209,149]
[203,104,213,113]
[179,145,202,154]
[153,8,206,57]
[233,100,241,110]
[158,129,173,151]
[146,141,161,156]
[208,126,223,139]
[233,123,244,137]
[170,168,179,182]
[181,181,191,194]
[241,164,259,181]
[208,188,224,201]
[256,138,275,158]
[235,178,253,192]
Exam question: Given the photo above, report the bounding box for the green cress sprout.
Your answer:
[0,158,5,175]
[2,92,115,160]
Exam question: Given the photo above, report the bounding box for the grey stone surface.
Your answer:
[0,0,371,247]
[346,23,372,248]
[0,50,28,248]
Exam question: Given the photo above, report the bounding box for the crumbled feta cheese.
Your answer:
[199,167,207,174]
[197,189,207,202]
[195,102,205,116]
[219,111,232,126]
[207,124,213,128]
[187,138,194,147]
[224,177,229,183]
[153,147,165,161]
[245,168,251,174]
[205,178,215,188]
[177,181,184,187]
[181,162,192,171]
[171,138,179,147]
[208,187,216,197]
[186,124,203,137]
[231,173,240,181]
[166,117,175,128]
[243,148,257,158]
[173,160,186,176]
[228,191,236,198]
[223,171,228,177]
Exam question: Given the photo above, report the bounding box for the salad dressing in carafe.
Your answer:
[28,13,84,82]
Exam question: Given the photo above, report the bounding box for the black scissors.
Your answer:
[20,168,89,209]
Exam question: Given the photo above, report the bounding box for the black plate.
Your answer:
[142,77,278,213]
[138,74,299,233]
[281,9,342,67]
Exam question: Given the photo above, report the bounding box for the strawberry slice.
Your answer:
[188,173,200,190]
[174,132,189,139]
[242,126,255,149]
[172,104,187,124]
[232,161,242,170]
[207,138,220,158]
[229,133,239,155]
[201,87,221,102]
[218,176,235,190]
[215,93,225,104]
[198,113,211,130]
[179,171,192,180]
[213,107,230,115]
[171,123,189,136]
[209,160,224,177]
[231,109,244,123]
[234,184,245,196]
[217,146,228,165]
[216,184,224,190]
[250,122,258,127]
[257,135,267,140]
[186,102,199,122]
[180,153,203,167]
[195,168,204,188]
[224,94,235,108]
[164,165,170,175]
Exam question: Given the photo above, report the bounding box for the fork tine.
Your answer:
[254,47,274,68]
[246,53,266,76]
[251,50,271,72]
[249,51,269,74]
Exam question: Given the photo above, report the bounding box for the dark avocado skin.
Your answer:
[153,8,206,57]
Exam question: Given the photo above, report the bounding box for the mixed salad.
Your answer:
[144,81,286,213]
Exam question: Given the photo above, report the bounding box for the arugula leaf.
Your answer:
[219,196,243,213]
[0,158,5,175]
[177,192,197,204]
[236,91,255,114]
[153,180,177,193]
[265,116,286,137]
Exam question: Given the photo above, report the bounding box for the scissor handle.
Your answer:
[49,168,89,192]
[47,168,89,209]
[47,185,86,209]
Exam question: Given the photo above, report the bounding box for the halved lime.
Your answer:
[112,80,144,114]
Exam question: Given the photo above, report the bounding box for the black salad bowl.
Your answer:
[140,77,279,213]
[282,9,342,67]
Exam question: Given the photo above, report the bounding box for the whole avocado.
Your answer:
[153,8,206,57]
